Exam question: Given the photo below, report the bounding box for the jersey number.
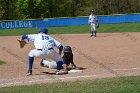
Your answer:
[42,36,49,40]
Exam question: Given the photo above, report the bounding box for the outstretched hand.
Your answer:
[17,39,27,48]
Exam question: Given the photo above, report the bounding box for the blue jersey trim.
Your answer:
[59,45,63,51]
[21,34,28,40]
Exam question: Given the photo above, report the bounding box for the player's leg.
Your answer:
[42,50,63,70]
[27,49,43,75]
[41,59,57,69]
[90,24,94,37]
[26,56,34,75]
[50,51,63,70]
[93,24,97,37]
[46,50,68,74]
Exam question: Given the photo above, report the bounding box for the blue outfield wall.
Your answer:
[0,14,140,29]
[99,14,140,24]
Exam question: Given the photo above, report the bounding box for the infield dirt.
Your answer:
[0,32,140,87]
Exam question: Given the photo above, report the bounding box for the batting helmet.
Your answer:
[38,27,48,34]
[63,46,72,53]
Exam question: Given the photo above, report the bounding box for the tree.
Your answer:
[0,0,140,19]
[0,0,21,20]
[0,2,4,19]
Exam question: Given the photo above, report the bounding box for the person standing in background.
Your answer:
[88,10,98,37]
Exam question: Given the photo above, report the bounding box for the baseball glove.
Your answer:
[17,39,27,48]
[96,24,99,28]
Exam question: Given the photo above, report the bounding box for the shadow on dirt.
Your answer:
[41,67,86,75]
[97,34,113,37]
[42,72,56,75]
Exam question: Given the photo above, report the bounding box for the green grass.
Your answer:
[0,23,140,92]
[0,76,139,93]
[0,60,6,65]
[0,22,140,36]
[0,28,38,36]
[99,22,140,33]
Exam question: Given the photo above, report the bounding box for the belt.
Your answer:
[37,48,53,51]
[37,49,43,51]
[48,48,53,50]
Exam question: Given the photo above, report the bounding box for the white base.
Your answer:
[68,69,82,73]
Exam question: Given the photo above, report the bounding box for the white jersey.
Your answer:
[26,33,62,50]
[25,33,63,62]
[88,14,98,24]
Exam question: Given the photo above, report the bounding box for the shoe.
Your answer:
[26,70,32,76]
[55,70,59,73]
[40,59,44,67]
[90,35,93,37]
[56,70,68,75]
[26,72,32,76]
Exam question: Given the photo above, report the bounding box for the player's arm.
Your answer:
[94,15,98,23]
[95,15,99,28]
[71,61,76,68]
[58,44,63,55]
[70,54,76,68]
[88,15,92,24]
[21,34,36,42]
[17,34,28,48]
[53,39,63,55]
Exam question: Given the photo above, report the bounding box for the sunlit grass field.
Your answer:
[0,76,140,93]
[0,22,140,36]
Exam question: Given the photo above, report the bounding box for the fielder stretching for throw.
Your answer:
[18,27,68,76]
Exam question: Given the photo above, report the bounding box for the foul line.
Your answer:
[0,67,140,87]
[0,75,97,87]
[113,68,140,71]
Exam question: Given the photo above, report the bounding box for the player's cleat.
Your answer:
[26,70,32,76]
[56,70,68,75]
[26,72,32,76]
[90,35,93,37]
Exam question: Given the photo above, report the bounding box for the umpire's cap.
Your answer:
[38,27,48,34]
[63,46,72,52]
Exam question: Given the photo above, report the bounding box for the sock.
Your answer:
[91,31,93,35]
[28,56,34,73]
[95,31,97,37]
[57,61,63,70]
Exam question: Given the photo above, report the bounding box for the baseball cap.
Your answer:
[38,27,48,34]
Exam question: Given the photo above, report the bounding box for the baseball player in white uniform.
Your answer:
[88,10,98,37]
[21,27,67,76]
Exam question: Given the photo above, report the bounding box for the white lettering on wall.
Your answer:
[19,21,23,28]
[28,21,32,27]
[5,22,10,28]
[0,21,33,29]
[1,22,5,28]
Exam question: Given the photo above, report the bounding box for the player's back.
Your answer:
[33,34,55,50]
